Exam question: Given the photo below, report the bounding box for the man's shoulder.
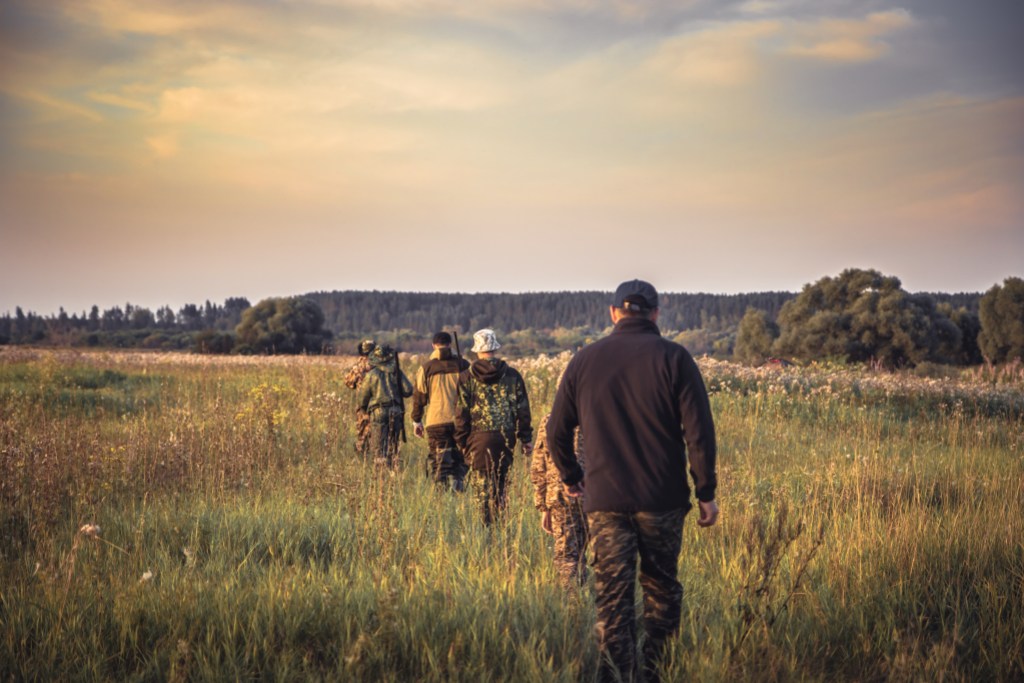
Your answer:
[423,356,467,374]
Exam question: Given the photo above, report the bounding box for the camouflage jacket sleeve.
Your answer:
[453,371,472,451]
[343,358,369,390]
[529,417,550,511]
[357,370,376,412]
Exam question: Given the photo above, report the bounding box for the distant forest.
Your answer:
[305,290,800,338]
[0,288,984,357]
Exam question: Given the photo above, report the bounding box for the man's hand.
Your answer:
[697,500,719,527]
[564,480,585,498]
[413,422,424,438]
[540,509,553,535]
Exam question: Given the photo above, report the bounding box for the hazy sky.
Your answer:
[2,0,1022,316]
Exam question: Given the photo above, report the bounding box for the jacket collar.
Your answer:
[612,316,661,336]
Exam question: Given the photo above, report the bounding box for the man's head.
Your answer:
[432,331,452,348]
[471,328,501,357]
[358,339,376,356]
[370,344,394,364]
[610,279,659,322]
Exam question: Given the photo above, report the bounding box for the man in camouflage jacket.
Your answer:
[530,412,587,589]
[344,339,375,456]
[455,329,533,525]
[357,344,413,469]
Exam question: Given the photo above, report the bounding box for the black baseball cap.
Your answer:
[612,279,658,311]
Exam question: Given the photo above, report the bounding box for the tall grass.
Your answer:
[1,348,1021,681]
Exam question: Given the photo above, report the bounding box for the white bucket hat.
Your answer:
[471,328,501,353]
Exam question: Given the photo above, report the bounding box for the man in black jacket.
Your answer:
[547,279,719,683]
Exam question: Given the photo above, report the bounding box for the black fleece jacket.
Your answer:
[547,316,717,513]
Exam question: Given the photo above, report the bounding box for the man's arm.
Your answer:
[547,364,583,486]
[343,359,366,390]
[399,370,413,399]
[514,370,533,452]
[677,351,717,504]
[453,372,472,451]
[357,372,375,412]
[410,366,428,425]
[529,420,550,510]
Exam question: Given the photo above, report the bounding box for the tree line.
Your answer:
[0,298,253,350]
[733,270,1021,367]
[2,271,1021,366]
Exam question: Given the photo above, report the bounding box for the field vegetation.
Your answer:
[1,348,1022,681]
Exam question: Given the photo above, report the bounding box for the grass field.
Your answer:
[1,347,1022,682]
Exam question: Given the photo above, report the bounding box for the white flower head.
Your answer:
[79,524,101,538]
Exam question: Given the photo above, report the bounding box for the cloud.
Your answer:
[88,90,154,113]
[145,132,178,159]
[645,20,782,86]
[784,10,915,63]
[9,89,105,122]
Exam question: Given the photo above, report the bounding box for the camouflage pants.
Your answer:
[588,508,687,683]
[551,501,589,590]
[368,407,405,469]
[465,431,514,526]
[354,409,371,457]
[426,424,468,491]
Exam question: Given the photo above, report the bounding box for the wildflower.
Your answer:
[140,570,154,583]
[79,523,101,538]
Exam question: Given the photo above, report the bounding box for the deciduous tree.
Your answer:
[734,308,779,365]
[978,277,1024,363]
[234,297,332,354]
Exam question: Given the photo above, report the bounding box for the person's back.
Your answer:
[531,412,588,589]
[412,341,468,429]
[412,332,470,489]
[457,357,531,439]
[547,279,718,683]
[358,345,413,468]
[345,339,377,456]
[551,319,716,512]
[455,329,532,525]
[361,351,409,413]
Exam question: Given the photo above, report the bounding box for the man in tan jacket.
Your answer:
[411,332,470,491]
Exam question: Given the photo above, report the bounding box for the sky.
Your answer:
[1,0,1022,316]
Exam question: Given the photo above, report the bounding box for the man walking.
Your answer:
[455,329,533,525]
[357,344,413,470]
[531,412,588,590]
[344,339,376,456]
[547,279,719,683]
[411,331,470,491]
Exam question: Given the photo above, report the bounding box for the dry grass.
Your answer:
[1,348,1022,681]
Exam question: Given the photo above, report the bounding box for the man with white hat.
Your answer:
[455,328,533,525]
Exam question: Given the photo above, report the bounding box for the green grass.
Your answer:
[1,349,1022,681]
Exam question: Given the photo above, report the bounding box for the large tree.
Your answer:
[772,268,961,367]
[234,297,332,354]
[978,277,1024,363]
[734,308,779,365]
